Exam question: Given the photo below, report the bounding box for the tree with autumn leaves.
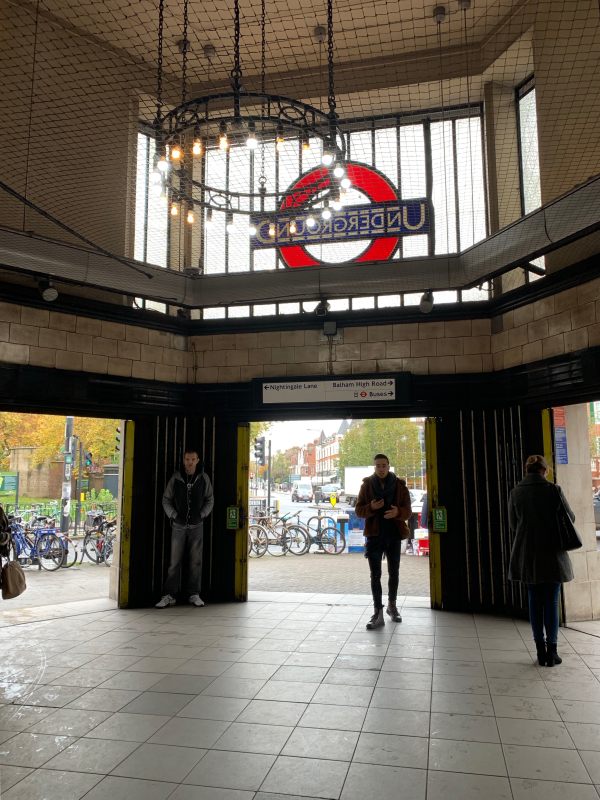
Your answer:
[0,413,121,470]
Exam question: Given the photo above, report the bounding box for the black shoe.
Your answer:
[386,603,402,623]
[366,608,385,630]
[535,641,546,666]
[546,643,562,667]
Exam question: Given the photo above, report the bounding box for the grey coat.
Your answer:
[508,474,574,584]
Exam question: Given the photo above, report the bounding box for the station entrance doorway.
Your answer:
[245,416,432,605]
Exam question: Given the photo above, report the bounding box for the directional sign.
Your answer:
[262,378,395,404]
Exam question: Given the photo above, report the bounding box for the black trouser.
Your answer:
[365,530,401,609]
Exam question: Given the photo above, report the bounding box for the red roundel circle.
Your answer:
[278,162,400,269]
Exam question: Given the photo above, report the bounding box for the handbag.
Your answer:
[1,559,27,600]
[554,486,583,551]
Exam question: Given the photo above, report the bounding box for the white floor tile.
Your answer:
[510,777,600,799]
[340,762,427,800]
[427,770,512,800]
[112,742,206,782]
[82,775,178,800]
[430,712,500,742]
[281,726,359,761]
[503,744,591,783]
[260,755,349,798]
[429,738,506,776]
[2,768,102,800]
[184,749,275,791]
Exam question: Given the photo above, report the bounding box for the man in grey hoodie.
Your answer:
[155,449,214,608]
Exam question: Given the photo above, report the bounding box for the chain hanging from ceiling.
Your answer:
[151,0,348,235]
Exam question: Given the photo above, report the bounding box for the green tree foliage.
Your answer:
[0,413,121,470]
[338,419,424,486]
[270,448,296,484]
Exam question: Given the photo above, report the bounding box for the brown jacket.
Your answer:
[355,474,412,538]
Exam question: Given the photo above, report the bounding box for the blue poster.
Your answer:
[555,427,568,464]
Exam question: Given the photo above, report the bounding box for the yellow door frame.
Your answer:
[118,420,135,608]
[234,422,250,600]
[425,417,442,608]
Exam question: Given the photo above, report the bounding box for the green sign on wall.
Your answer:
[0,473,18,492]
[432,506,447,532]
[226,506,240,530]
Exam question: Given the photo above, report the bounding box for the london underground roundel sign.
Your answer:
[249,161,430,269]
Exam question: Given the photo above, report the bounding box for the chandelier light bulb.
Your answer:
[192,138,203,156]
[301,131,311,151]
[171,143,182,160]
[186,209,194,224]
[340,177,352,189]
[321,205,332,221]
[170,203,179,217]
[331,198,342,211]
[276,126,285,152]
[246,122,258,150]
[289,220,297,234]
[333,165,345,178]
[249,224,257,236]
[322,151,334,167]
[306,215,317,229]
[218,121,229,150]
[268,222,276,237]
[157,156,169,173]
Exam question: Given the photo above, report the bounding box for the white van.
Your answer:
[291,481,313,502]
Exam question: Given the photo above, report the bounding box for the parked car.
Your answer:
[594,493,600,528]
[314,484,342,503]
[291,481,313,502]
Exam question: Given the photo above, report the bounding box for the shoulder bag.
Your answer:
[1,559,27,600]
[554,485,583,552]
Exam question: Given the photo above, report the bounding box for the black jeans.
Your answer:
[164,522,204,597]
[365,531,401,609]
[527,582,561,645]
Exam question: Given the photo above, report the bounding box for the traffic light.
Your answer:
[85,451,93,468]
[115,425,122,453]
[253,436,266,467]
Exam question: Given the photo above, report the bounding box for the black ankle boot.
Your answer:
[546,643,562,667]
[535,641,546,666]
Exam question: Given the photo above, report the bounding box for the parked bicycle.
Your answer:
[8,520,65,571]
[80,519,116,566]
[252,511,309,556]
[299,505,345,554]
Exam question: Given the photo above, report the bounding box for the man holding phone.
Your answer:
[355,454,412,629]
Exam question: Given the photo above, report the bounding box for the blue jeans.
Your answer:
[164,522,204,597]
[527,582,560,644]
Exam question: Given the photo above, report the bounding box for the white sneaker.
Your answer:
[155,594,176,608]
[189,594,205,607]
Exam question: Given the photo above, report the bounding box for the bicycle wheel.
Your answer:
[283,525,309,555]
[267,523,288,556]
[249,525,268,558]
[321,523,346,554]
[59,535,78,568]
[83,530,104,563]
[35,533,65,570]
[104,537,115,567]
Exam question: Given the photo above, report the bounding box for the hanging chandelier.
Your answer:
[151,0,349,233]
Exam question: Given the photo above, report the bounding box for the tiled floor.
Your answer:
[1,592,600,799]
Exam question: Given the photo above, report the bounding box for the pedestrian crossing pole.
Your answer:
[61,416,74,533]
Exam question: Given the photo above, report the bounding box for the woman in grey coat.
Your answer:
[508,454,574,667]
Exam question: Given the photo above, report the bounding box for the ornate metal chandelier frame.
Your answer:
[152,0,349,222]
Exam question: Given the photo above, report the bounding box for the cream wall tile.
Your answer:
[49,312,76,331]
[547,311,572,336]
[132,361,156,380]
[472,319,491,336]
[28,347,56,368]
[140,344,163,363]
[93,338,118,357]
[156,364,178,381]
[411,339,436,357]
[343,327,368,343]
[501,310,514,331]
[481,354,494,371]
[287,361,327,375]
[26,308,49,328]
[419,321,445,339]
[533,297,555,319]
[83,355,108,373]
[491,331,509,352]
[248,348,272,365]
[588,323,600,346]
[336,343,361,360]
[10,323,39,346]
[271,347,295,364]
[528,319,549,341]
[464,336,491,354]
[361,342,386,359]
[264,364,285,377]
[0,302,21,323]
[429,356,456,374]
[107,357,132,377]
[102,321,127,340]
[542,334,565,357]
[56,350,82,370]
[436,338,464,357]
[117,341,141,360]
[66,332,92,353]
[190,336,213,351]
[385,341,411,358]
[507,326,528,348]
[564,328,589,352]
[235,332,258,350]
[392,323,419,340]
[332,360,352,374]
[455,355,484,372]
[294,346,322,363]
[571,303,595,328]
[176,367,188,383]
[204,350,227,368]
[513,305,534,327]
[377,358,406,372]
[444,320,471,337]
[504,347,524,368]
[241,365,264,380]
[368,324,393,342]
[126,326,150,344]
[522,341,543,363]
[351,359,377,373]
[493,351,505,370]
[195,367,219,382]
[257,331,282,347]
[285,331,305,347]
[554,286,580,312]
[75,317,101,336]
[403,357,429,374]
[148,330,172,348]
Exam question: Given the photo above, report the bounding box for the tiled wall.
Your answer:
[1,275,600,385]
